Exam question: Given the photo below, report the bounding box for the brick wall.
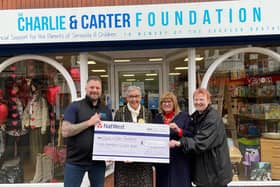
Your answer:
[0,0,232,9]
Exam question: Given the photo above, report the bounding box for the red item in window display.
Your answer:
[46,86,60,106]
[6,98,23,132]
[50,119,56,134]
[10,74,16,79]
[0,90,8,124]
[11,88,18,95]
[43,144,66,164]
[28,65,34,70]
[0,89,3,100]
[28,72,35,77]
[0,103,8,124]
[69,67,80,80]
[10,66,16,71]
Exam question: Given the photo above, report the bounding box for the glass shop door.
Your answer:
[114,64,163,116]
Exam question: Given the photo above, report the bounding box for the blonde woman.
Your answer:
[153,92,193,187]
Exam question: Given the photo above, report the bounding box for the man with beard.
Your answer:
[62,76,112,187]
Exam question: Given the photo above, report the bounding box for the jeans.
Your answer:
[64,162,105,187]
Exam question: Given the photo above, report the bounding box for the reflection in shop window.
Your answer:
[202,47,280,181]
[0,60,70,183]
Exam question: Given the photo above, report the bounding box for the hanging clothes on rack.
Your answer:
[5,85,28,160]
[22,89,50,164]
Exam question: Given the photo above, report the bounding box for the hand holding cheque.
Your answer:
[92,121,170,163]
[86,113,100,127]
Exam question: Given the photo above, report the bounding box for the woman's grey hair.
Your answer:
[126,86,141,97]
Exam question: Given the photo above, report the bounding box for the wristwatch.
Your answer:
[176,141,181,147]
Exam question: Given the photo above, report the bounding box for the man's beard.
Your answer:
[87,93,100,102]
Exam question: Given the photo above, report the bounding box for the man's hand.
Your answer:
[86,113,101,127]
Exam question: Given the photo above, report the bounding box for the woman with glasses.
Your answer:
[114,85,154,187]
[153,92,193,187]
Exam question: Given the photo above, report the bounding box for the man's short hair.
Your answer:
[87,76,102,83]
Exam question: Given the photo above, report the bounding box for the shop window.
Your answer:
[200,46,280,182]
[0,59,71,183]
[48,54,81,98]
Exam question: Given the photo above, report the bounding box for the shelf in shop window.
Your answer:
[230,70,280,82]
[245,69,280,77]
[198,69,229,76]
[232,96,279,99]
[234,113,280,121]
[237,133,261,139]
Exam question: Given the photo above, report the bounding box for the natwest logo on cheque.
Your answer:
[96,123,103,128]
[103,123,125,129]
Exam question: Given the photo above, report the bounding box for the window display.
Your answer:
[0,59,71,183]
[231,53,280,180]
[203,48,280,181]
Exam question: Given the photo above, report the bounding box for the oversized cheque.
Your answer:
[92,121,170,163]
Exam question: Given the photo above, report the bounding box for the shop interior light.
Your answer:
[122,74,135,77]
[114,59,131,63]
[91,69,106,72]
[126,79,136,81]
[175,66,188,70]
[145,73,158,76]
[148,58,163,62]
[169,72,181,76]
[55,56,64,60]
[184,57,204,61]
[77,60,96,64]
[88,60,96,64]
[145,78,154,81]
[100,75,108,77]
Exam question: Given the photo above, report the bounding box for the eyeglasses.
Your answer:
[162,100,172,104]
[128,95,141,99]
